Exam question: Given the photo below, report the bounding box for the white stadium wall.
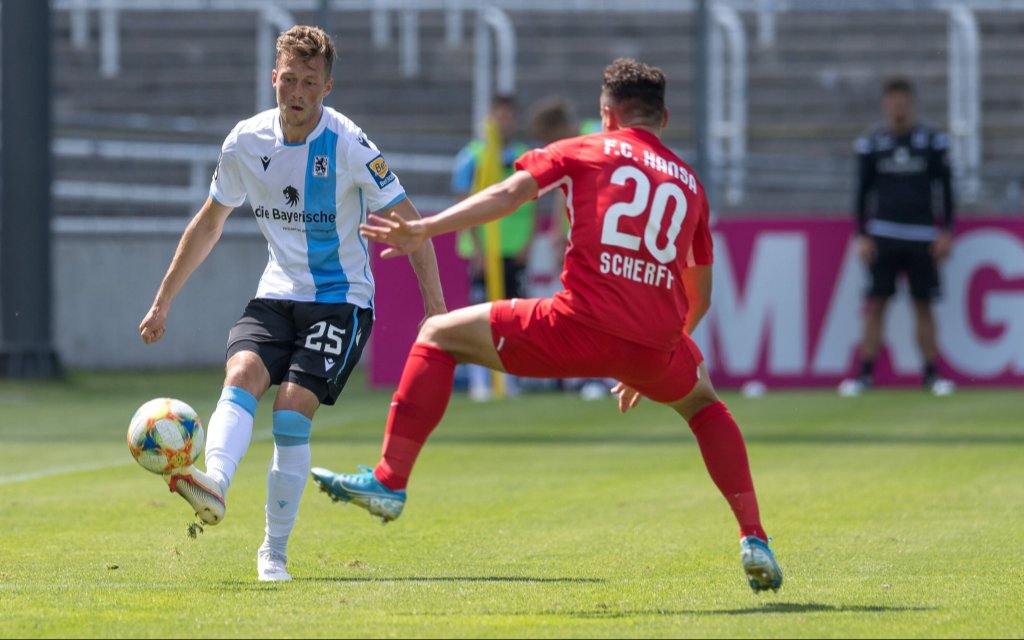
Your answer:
[55,229,268,369]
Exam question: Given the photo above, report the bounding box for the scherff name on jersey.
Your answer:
[600,252,676,290]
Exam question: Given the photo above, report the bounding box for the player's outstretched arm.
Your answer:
[681,265,712,334]
[361,171,538,258]
[384,198,447,318]
[139,197,234,344]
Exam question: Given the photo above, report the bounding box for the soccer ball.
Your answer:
[127,398,205,475]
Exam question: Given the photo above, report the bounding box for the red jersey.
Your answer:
[515,128,713,350]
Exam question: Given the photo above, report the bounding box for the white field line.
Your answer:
[0,432,275,487]
[0,459,133,486]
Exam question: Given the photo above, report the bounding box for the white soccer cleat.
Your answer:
[837,377,868,397]
[166,466,225,525]
[257,549,291,582]
[929,377,956,397]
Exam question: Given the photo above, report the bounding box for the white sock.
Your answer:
[263,411,313,557]
[203,386,257,493]
[264,445,310,554]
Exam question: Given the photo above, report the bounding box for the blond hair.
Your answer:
[276,25,337,77]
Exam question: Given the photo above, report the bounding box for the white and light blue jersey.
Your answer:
[210,106,407,307]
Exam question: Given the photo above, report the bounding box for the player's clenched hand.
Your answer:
[611,382,642,414]
[360,212,427,259]
[139,306,167,344]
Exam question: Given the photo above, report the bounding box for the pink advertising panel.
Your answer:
[371,217,1024,388]
[695,217,1024,388]
[369,232,469,387]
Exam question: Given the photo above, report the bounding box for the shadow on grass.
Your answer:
[300,576,606,584]
[554,602,933,618]
[222,576,606,587]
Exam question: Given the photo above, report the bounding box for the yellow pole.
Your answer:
[471,119,506,399]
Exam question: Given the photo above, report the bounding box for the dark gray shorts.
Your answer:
[226,298,373,406]
[867,236,941,301]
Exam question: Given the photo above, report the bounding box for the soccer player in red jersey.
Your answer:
[313,59,782,592]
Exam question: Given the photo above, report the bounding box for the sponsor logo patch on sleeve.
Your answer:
[366,155,396,189]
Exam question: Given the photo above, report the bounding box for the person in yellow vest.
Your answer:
[451,95,537,400]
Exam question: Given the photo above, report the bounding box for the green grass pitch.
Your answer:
[0,369,1021,638]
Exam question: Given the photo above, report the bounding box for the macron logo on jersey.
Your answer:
[366,155,396,189]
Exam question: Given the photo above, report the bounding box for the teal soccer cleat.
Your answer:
[741,536,783,593]
[311,465,406,523]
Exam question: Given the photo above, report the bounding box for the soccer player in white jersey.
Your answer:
[138,26,446,582]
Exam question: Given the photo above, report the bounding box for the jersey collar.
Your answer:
[274,107,329,147]
[624,126,663,148]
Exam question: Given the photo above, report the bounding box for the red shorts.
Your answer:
[490,298,704,403]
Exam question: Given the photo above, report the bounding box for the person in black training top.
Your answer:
[839,76,955,397]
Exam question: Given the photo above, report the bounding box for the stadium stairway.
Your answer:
[51,7,1024,218]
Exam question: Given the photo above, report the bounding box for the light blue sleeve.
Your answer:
[451,145,477,195]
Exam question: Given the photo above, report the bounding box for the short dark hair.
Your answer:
[276,25,337,77]
[601,58,666,123]
[529,97,576,142]
[491,94,518,111]
[882,75,914,97]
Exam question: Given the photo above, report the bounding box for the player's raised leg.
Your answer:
[312,303,500,522]
[204,352,268,490]
[664,365,782,593]
[171,350,269,525]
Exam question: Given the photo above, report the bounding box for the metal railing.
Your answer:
[53,137,217,207]
[51,137,455,232]
[55,0,518,155]
[948,4,981,203]
[472,6,516,138]
[49,0,1019,213]
[256,4,299,112]
[709,3,747,205]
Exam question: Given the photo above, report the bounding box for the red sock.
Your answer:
[373,342,456,491]
[688,401,768,541]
